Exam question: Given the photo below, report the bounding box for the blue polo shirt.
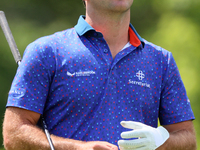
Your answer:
[7,16,195,144]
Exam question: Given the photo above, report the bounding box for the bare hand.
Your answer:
[81,141,118,150]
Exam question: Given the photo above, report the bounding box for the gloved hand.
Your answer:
[118,121,169,150]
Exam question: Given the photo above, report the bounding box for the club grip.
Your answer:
[0,11,21,64]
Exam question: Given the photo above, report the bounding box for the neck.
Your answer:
[85,7,130,58]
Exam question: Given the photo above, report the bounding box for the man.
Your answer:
[3,0,196,150]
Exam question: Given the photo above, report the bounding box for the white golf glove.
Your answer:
[118,121,169,150]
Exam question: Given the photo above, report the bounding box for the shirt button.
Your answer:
[104,49,108,53]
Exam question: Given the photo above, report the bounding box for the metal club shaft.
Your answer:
[0,10,55,150]
[0,11,21,64]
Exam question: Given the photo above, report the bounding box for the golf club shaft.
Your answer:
[0,11,21,64]
[0,10,55,150]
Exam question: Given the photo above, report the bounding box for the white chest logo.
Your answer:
[128,70,150,88]
[67,71,96,77]
[136,70,145,80]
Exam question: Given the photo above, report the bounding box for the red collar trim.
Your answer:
[129,27,141,47]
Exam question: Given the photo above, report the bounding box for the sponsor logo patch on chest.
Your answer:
[67,71,96,77]
[128,70,151,88]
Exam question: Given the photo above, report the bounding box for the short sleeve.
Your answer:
[6,37,56,114]
[159,51,195,125]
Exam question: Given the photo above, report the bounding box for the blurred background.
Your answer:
[0,0,199,149]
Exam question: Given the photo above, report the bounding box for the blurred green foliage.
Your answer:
[0,0,199,149]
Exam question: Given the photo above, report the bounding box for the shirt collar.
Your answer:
[75,15,144,47]
[75,15,94,36]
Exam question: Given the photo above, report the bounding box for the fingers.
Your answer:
[89,141,118,150]
[119,121,158,150]
[118,138,150,148]
[121,130,147,139]
[120,121,145,130]
[104,142,119,150]
[120,121,149,139]
[119,145,151,150]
